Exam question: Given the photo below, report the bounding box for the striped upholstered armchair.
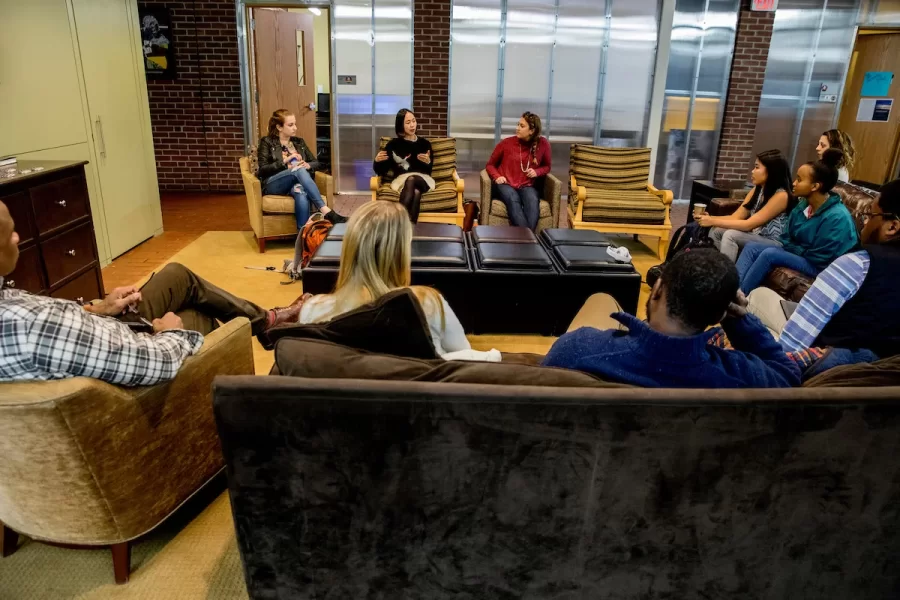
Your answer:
[568,145,673,259]
[370,137,465,226]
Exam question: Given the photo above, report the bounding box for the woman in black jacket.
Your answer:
[257,109,345,228]
[373,109,433,223]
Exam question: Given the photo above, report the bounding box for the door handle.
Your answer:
[308,102,316,111]
[66,249,76,257]
[6,280,14,288]
[95,116,107,158]
[57,199,67,208]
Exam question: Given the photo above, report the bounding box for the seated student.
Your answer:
[698,149,794,261]
[485,111,552,231]
[257,109,346,228]
[542,249,800,388]
[816,129,855,182]
[373,109,433,223]
[748,179,900,359]
[0,202,306,386]
[297,201,489,360]
[736,149,858,295]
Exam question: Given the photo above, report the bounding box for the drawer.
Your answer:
[50,268,102,305]
[3,245,45,294]
[30,175,90,235]
[1,191,36,245]
[43,222,98,288]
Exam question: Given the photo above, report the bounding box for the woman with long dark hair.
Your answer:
[373,109,433,223]
[256,109,345,228]
[485,111,552,231]
[736,148,859,294]
[698,149,794,261]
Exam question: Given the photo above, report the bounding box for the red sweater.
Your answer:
[485,136,552,189]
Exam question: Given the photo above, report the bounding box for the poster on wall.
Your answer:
[139,6,175,80]
[857,98,893,122]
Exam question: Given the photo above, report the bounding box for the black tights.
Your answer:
[399,175,429,223]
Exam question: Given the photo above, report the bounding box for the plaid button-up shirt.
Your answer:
[0,281,204,387]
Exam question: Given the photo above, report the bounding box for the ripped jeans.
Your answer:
[263,168,326,229]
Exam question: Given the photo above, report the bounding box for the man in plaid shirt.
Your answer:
[0,201,305,386]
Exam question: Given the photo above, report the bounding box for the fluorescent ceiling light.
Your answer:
[308,7,321,16]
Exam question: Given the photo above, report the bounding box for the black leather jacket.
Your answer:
[256,135,320,183]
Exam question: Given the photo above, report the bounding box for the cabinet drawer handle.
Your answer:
[6,280,14,288]
[57,199,67,208]
[66,249,76,257]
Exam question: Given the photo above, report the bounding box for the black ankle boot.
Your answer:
[325,210,348,224]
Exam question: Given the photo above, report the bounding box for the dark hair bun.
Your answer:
[821,148,844,169]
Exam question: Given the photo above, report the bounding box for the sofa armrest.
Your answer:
[709,197,744,217]
[452,170,464,212]
[648,183,673,226]
[241,159,265,239]
[370,175,381,202]
[480,170,492,221]
[570,175,586,221]
[0,318,254,545]
[544,173,562,228]
[314,171,334,209]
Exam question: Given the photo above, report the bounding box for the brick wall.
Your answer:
[713,5,775,185]
[143,0,244,192]
[412,0,451,137]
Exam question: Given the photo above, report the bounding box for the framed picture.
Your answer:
[139,6,175,80]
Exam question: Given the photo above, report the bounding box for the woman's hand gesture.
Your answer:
[375,150,389,162]
[417,150,431,165]
[495,176,507,185]
[524,168,537,178]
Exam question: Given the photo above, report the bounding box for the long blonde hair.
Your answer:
[312,201,444,325]
[822,129,856,174]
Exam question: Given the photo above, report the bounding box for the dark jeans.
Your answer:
[132,263,269,335]
[263,168,326,229]
[399,175,430,223]
[736,243,819,295]
[493,182,540,230]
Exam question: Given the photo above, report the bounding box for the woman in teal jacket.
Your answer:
[736,148,858,294]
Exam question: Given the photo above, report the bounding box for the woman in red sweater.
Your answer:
[485,112,552,231]
[487,112,550,231]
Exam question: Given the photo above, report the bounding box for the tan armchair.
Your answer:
[479,170,562,232]
[240,156,334,253]
[568,145,673,259]
[370,137,465,226]
[0,318,254,584]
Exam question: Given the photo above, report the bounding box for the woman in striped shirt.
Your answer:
[698,149,795,261]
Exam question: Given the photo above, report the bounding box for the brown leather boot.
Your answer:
[463,200,479,232]
[266,293,313,330]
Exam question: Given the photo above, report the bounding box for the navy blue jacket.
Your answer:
[542,312,801,388]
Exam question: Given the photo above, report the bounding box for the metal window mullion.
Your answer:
[788,0,829,168]
[371,0,377,156]
[706,0,740,184]
[545,0,561,137]
[677,0,713,196]
[593,0,612,145]
[330,4,342,193]
[646,0,677,184]
[495,0,509,144]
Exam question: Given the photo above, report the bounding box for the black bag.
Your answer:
[664,221,714,262]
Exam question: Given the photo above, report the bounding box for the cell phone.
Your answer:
[123,316,154,333]
[780,299,799,320]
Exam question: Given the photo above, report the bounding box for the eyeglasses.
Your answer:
[861,210,898,221]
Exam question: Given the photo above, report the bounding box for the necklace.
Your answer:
[519,143,531,172]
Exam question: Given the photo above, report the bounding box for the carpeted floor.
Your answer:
[0,226,662,599]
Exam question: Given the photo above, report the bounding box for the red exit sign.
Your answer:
[751,0,778,10]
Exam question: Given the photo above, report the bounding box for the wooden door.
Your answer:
[72,0,159,258]
[253,9,316,144]
[838,33,900,184]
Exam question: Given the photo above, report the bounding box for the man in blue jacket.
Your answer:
[543,249,800,388]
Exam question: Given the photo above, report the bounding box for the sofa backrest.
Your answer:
[833,181,879,233]
[214,375,900,599]
[569,144,651,191]
[378,136,456,183]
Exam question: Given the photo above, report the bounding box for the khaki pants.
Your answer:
[566,293,626,333]
[119,263,269,335]
[747,287,787,340]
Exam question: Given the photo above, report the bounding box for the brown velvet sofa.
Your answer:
[0,317,254,584]
[711,182,878,301]
[215,291,900,599]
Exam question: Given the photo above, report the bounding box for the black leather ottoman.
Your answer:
[471,225,537,245]
[325,222,347,240]
[413,223,464,242]
[539,228,612,247]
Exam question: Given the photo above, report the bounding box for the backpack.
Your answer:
[298,219,333,269]
[664,221,714,262]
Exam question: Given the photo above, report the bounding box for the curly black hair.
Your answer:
[659,249,739,331]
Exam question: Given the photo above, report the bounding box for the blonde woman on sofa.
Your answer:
[298,201,497,361]
[816,129,856,182]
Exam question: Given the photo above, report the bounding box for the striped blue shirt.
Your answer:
[780,250,870,352]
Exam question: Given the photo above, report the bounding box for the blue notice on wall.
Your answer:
[862,71,893,97]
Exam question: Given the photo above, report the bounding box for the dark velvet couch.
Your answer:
[710,182,878,302]
[215,323,900,599]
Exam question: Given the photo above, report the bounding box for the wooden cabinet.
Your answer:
[1,161,104,304]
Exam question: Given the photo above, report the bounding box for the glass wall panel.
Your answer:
[449,0,503,197]
[374,0,413,142]
[600,0,660,147]
[547,0,606,185]
[334,0,374,192]
[654,0,739,199]
[500,0,555,135]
